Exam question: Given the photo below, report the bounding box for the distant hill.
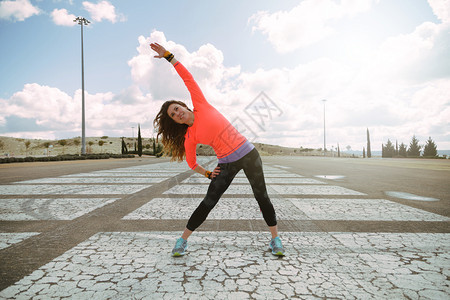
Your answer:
[0,136,330,158]
[1,136,448,158]
[0,136,134,157]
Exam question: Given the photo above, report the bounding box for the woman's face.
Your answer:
[167,103,192,125]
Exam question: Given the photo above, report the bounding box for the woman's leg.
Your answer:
[242,149,284,255]
[185,162,240,232]
[181,227,193,240]
[242,149,278,230]
[269,225,279,239]
[173,164,240,256]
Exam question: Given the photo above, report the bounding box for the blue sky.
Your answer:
[1,0,449,151]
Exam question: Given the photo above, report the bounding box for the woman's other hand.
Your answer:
[211,166,221,179]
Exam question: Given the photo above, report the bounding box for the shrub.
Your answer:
[0,153,135,164]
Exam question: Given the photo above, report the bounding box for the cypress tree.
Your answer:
[152,138,156,156]
[395,140,399,157]
[366,128,372,158]
[137,124,143,157]
[363,147,366,158]
[423,136,437,157]
[121,138,128,154]
[407,135,421,157]
[382,139,395,158]
[399,143,407,157]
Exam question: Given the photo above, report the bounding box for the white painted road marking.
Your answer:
[0,185,150,195]
[0,233,40,251]
[385,191,439,202]
[0,198,120,220]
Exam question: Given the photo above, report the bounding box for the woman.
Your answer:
[151,42,284,256]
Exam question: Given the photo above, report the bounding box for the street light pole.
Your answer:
[322,99,327,156]
[74,17,90,155]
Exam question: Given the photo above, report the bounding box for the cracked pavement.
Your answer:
[0,156,449,299]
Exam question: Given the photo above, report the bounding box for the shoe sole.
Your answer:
[172,245,187,257]
[269,246,285,256]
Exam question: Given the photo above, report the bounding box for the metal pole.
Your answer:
[80,21,86,155]
[74,17,90,155]
[322,99,326,156]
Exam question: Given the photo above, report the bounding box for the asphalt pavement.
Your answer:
[0,156,449,299]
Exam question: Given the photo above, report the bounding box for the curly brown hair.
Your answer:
[153,100,191,162]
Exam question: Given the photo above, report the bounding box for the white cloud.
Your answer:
[2,83,77,127]
[428,0,450,23]
[0,0,40,21]
[2,23,449,150]
[51,8,76,26]
[249,0,377,53]
[0,82,163,140]
[82,0,125,23]
[128,31,241,109]
[124,29,450,150]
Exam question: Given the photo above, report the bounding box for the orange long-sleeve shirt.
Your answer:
[173,61,253,170]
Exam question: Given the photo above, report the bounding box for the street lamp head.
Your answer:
[74,17,90,25]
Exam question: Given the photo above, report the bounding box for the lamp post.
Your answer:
[322,99,327,156]
[74,17,90,155]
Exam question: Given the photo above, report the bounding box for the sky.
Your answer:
[0,0,449,152]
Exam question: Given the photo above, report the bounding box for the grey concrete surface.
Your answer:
[0,156,449,299]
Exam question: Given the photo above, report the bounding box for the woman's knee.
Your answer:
[202,196,219,208]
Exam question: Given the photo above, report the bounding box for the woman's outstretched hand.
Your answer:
[150,42,167,58]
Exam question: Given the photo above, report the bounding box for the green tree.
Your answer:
[121,138,128,154]
[363,147,366,158]
[366,128,372,158]
[399,143,407,157]
[382,139,395,158]
[25,140,31,156]
[43,142,51,156]
[88,141,94,154]
[407,135,421,157]
[395,140,399,157]
[137,124,143,157]
[152,138,156,155]
[58,139,67,154]
[98,140,105,153]
[422,136,437,157]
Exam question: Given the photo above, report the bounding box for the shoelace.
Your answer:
[175,238,185,249]
[272,238,283,249]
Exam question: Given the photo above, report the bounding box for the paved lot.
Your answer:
[0,156,449,299]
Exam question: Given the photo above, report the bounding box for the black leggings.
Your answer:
[186,148,277,231]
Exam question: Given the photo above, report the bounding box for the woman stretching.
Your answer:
[151,42,284,256]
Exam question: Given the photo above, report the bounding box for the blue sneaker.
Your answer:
[172,237,187,257]
[269,237,285,256]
